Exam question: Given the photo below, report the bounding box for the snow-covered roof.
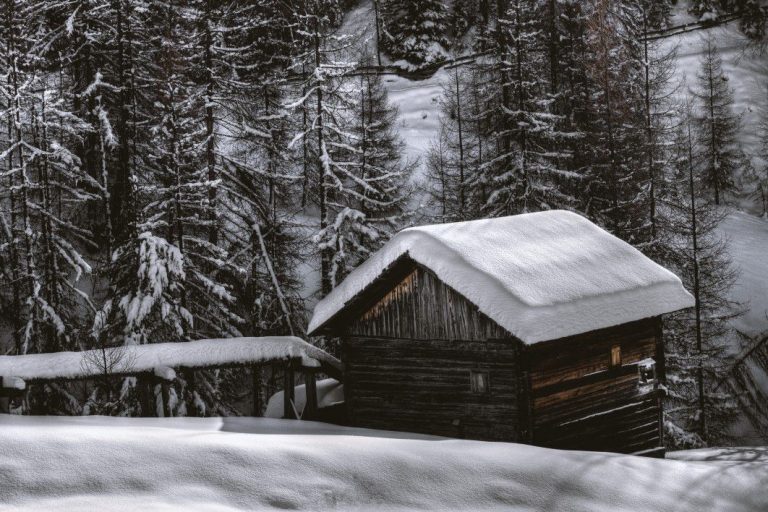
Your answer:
[0,337,341,382]
[308,211,695,343]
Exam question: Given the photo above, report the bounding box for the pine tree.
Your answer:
[288,0,360,296]
[471,0,574,217]
[319,70,411,286]
[638,1,677,243]
[434,65,472,220]
[213,1,307,340]
[663,103,741,447]
[690,35,741,206]
[380,0,450,67]
[0,0,96,355]
[581,0,649,245]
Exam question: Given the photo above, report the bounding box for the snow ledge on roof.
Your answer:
[308,210,695,344]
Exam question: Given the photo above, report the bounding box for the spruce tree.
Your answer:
[690,35,741,206]
[472,0,574,217]
[663,103,741,447]
[380,0,450,67]
[581,0,649,245]
[319,70,411,286]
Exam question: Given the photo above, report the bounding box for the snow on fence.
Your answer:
[0,337,340,383]
[0,337,342,419]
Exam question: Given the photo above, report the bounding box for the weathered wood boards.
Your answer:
[527,318,664,453]
[343,265,522,441]
[336,258,665,454]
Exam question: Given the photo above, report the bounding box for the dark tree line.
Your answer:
[0,0,410,416]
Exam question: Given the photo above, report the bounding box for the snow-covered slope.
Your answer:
[0,415,766,512]
[383,70,445,180]
[660,20,768,166]
[718,211,768,335]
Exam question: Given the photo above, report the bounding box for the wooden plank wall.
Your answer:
[528,318,664,453]
[350,267,511,341]
[344,267,523,441]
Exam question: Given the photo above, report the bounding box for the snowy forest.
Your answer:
[1,0,768,451]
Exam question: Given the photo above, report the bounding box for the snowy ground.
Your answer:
[718,210,768,336]
[383,71,445,184]
[1,415,767,512]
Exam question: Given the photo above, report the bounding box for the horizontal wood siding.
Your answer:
[529,318,663,453]
[344,266,522,441]
[345,336,521,440]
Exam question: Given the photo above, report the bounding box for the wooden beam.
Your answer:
[161,381,172,418]
[137,374,153,417]
[252,365,263,416]
[283,361,295,419]
[305,370,318,420]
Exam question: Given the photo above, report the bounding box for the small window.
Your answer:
[470,370,489,393]
[610,345,622,368]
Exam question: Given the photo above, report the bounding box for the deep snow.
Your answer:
[0,415,766,512]
[309,210,694,343]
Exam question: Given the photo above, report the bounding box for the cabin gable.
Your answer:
[346,262,511,341]
[341,263,525,441]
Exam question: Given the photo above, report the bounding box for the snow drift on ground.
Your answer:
[0,415,766,512]
[309,210,694,343]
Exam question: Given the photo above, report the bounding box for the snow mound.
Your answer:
[264,378,344,418]
[0,337,340,381]
[309,210,695,343]
[0,415,766,512]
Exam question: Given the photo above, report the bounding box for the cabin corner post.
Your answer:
[654,316,666,384]
[654,316,666,448]
[517,342,534,443]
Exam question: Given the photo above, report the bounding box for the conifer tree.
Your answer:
[319,70,411,285]
[690,35,742,206]
[288,0,360,296]
[380,0,450,66]
[663,103,741,447]
[581,0,649,245]
[472,0,574,216]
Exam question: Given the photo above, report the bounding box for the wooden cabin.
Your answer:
[308,211,694,455]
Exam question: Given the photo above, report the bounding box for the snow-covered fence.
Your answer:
[0,337,341,419]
